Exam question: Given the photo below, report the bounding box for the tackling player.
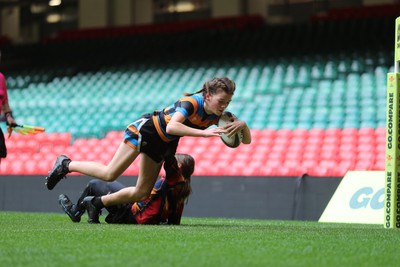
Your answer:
[59,154,194,224]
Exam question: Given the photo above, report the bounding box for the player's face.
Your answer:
[204,89,232,116]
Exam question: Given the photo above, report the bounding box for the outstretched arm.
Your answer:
[166,112,226,137]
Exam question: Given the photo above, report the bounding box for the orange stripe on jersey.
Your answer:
[123,139,137,150]
[180,97,199,111]
[163,112,214,128]
[163,97,199,124]
[127,125,139,135]
[163,107,172,124]
[152,115,171,143]
[177,96,217,128]
[187,113,218,128]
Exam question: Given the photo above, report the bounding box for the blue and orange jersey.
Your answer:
[152,94,220,142]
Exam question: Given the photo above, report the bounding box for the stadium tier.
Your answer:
[4,56,388,133]
[0,127,385,176]
[0,15,393,176]
[0,56,388,176]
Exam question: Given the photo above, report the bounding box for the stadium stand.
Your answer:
[0,10,395,177]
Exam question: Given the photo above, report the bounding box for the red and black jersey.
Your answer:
[131,157,186,225]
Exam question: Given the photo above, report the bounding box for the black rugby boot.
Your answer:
[45,155,71,190]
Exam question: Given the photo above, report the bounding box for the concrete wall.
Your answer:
[211,0,241,18]
[78,0,110,28]
[0,175,341,221]
[0,6,20,41]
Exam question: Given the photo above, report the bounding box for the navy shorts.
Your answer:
[123,113,179,163]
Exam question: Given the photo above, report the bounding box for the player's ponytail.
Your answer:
[183,88,204,97]
[183,77,235,97]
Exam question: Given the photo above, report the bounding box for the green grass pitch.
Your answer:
[1,211,399,267]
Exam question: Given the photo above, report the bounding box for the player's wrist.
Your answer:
[5,111,13,119]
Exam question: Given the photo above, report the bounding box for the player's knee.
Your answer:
[134,188,152,201]
[88,179,100,188]
[103,172,119,182]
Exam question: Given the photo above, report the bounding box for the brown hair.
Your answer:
[173,153,195,204]
[184,77,236,97]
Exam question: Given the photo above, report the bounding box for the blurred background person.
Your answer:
[0,50,18,164]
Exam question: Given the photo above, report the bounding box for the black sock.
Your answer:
[92,197,105,209]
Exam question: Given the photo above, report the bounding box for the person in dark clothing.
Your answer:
[59,154,194,224]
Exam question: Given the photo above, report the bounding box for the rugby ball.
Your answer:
[218,111,243,148]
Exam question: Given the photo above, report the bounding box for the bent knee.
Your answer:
[134,189,152,202]
[103,172,119,182]
[88,179,103,188]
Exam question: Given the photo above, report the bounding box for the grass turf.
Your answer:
[1,211,399,267]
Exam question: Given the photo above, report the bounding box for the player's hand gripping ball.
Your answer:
[218,111,243,148]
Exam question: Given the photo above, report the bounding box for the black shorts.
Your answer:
[123,114,179,163]
[105,204,138,224]
[81,180,137,224]
[0,127,7,158]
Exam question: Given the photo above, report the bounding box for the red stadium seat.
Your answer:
[303,142,321,154]
[375,144,385,157]
[324,128,341,138]
[257,165,279,176]
[320,146,339,161]
[252,144,270,159]
[36,132,71,148]
[342,128,358,137]
[340,137,358,150]
[250,129,262,140]
[355,159,375,170]
[308,128,325,138]
[267,151,285,163]
[358,127,375,137]
[292,128,308,138]
[7,138,38,154]
[276,128,292,136]
[256,136,273,147]
[261,129,277,139]
[284,158,301,170]
[2,124,385,176]
[266,158,283,169]
[319,159,337,169]
[308,166,331,177]
[358,135,375,145]
[373,158,385,170]
[306,135,323,146]
[375,127,386,138]
[105,131,124,140]
[290,136,307,148]
[285,150,303,161]
[0,159,12,174]
[357,143,375,154]
[331,165,350,176]
[375,133,386,147]
[323,135,340,146]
